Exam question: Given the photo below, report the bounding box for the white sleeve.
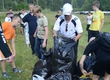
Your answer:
[5,18,8,22]
[53,18,61,31]
[76,18,83,33]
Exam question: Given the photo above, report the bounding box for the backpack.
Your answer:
[96,32,110,53]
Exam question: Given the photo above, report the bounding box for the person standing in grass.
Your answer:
[82,11,92,42]
[20,9,26,35]
[33,5,49,59]
[1,14,24,78]
[53,3,83,68]
[55,10,62,21]
[20,10,30,48]
[5,13,11,22]
[8,8,14,19]
[23,4,37,55]
[88,0,104,41]
[0,23,14,62]
[18,9,23,16]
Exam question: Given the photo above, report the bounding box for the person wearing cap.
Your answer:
[53,3,83,65]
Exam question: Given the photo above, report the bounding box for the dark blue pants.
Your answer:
[34,37,47,59]
[29,34,36,54]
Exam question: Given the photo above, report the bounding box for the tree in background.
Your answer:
[37,0,47,9]
[51,0,63,11]
[99,0,110,11]
[77,0,85,8]
[63,0,71,3]
[0,0,110,11]
[82,0,93,11]
[72,0,78,8]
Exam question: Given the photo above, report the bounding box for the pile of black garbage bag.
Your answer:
[32,36,103,80]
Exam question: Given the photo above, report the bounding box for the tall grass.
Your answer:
[0,11,110,80]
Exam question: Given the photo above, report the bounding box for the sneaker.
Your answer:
[13,68,24,73]
[2,72,11,78]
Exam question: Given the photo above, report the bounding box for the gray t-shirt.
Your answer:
[37,15,48,39]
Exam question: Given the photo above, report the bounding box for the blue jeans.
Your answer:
[34,37,47,59]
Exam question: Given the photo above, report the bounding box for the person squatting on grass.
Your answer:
[0,14,24,78]
[53,3,83,67]
[88,0,104,41]
[80,37,110,80]
[33,5,49,59]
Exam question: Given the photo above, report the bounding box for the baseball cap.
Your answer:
[63,3,73,15]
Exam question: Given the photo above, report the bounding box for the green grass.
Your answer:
[0,11,110,80]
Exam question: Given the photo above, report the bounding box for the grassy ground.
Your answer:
[0,11,110,80]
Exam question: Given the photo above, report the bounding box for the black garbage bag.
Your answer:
[84,53,96,72]
[75,53,96,77]
[32,48,53,79]
[32,36,77,80]
[40,47,53,60]
[52,36,77,75]
[32,60,52,79]
[46,72,72,80]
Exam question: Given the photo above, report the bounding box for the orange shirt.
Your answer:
[2,22,15,42]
